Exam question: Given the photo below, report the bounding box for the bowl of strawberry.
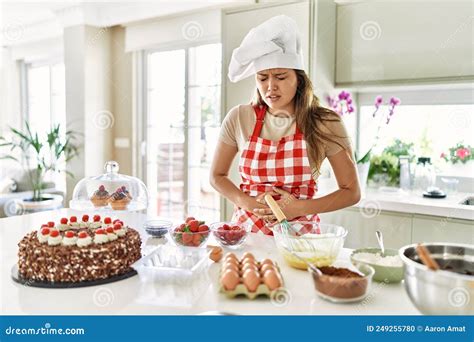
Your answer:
[169,217,210,247]
[210,222,250,249]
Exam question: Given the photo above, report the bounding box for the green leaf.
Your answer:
[64,170,76,179]
[10,127,30,142]
[368,153,400,186]
[357,149,372,164]
[382,139,414,160]
[0,155,19,162]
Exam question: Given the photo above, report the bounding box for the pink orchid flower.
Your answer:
[374,95,383,108]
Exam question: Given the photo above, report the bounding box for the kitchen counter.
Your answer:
[317,178,474,221]
[355,189,474,221]
[0,209,418,315]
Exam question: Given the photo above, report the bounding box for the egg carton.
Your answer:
[219,282,284,299]
[219,264,284,300]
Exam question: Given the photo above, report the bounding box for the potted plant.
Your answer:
[440,142,474,177]
[367,139,415,187]
[0,122,80,214]
[327,91,401,190]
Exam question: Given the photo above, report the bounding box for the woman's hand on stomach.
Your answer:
[241,191,279,222]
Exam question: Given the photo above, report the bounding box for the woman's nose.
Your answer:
[268,79,277,90]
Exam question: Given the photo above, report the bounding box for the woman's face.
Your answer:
[256,68,298,115]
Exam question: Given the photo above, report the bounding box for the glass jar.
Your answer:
[413,157,436,193]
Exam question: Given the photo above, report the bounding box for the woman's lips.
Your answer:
[266,95,281,103]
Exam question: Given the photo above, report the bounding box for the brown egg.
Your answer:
[223,257,240,268]
[242,269,260,292]
[263,270,282,290]
[220,270,240,291]
[241,257,257,266]
[242,252,255,261]
[260,263,277,275]
[260,258,274,267]
[241,262,259,273]
[209,247,223,262]
[242,268,259,278]
[224,253,238,262]
[222,262,239,273]
[223,256,239,265]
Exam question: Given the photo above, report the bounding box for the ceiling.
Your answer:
[1,0,252,46]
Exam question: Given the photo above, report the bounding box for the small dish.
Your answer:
[351,247,404,283]
[309,262,374,303]
[144,220,172,238]
[169,224,210,247]
[210,222,250,249]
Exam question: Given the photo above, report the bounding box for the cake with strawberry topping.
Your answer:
[17,215,141,283]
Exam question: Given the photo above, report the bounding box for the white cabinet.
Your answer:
[412,215,474,245]
[319,208,412,249]
[335,1,474,84]
[320,208,474,249]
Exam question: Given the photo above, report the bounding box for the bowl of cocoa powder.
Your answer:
[309,263,374,303]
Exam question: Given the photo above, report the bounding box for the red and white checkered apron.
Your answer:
[232,104,320,235]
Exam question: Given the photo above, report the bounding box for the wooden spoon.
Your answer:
[416,243,440,271]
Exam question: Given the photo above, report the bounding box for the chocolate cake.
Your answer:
[17,215,142,283]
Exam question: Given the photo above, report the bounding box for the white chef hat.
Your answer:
[228,15,305,83]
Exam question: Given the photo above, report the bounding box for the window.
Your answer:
[357,104,474,173]
[25,61,66,190]
[145,43,221,222]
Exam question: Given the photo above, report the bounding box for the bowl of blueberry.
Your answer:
[144,220,172,238]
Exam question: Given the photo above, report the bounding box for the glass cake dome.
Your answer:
[70,161,148,211]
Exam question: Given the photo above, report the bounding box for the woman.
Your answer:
[210,15,360,235]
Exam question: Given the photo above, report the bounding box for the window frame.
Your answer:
[23,58,65,129]
[19,57,67,191]
[140,41,222,220]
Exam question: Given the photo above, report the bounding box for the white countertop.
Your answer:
[317,178,474,220]
[0,209,419,315]
[356,189,474,220]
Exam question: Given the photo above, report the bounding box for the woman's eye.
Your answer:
[277,77,286,80]
[259,78,268,82]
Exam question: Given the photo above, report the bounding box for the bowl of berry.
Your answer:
[169,217,210,247]
[144,220,172,238]
[210,222,250,249]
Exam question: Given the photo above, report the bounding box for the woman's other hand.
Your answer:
[272,187,303,220]
[252,187,304,221]
[244,191,279,222]
[251,189,303,222]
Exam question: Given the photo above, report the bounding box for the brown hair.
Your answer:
[253,69,348,173]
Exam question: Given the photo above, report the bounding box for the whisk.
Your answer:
[264,194,315,253]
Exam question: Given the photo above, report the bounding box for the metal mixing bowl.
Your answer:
[399,243,474,315]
